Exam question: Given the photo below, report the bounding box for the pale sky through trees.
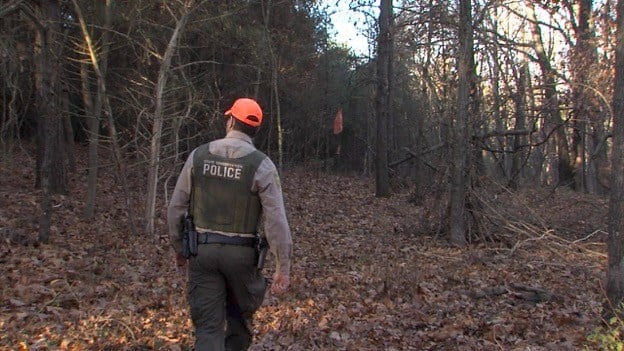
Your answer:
[323,0,370,55]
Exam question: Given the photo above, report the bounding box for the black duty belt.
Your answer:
[197,232,256,247]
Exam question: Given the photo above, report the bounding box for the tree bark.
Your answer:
[145,2,191,235]
[605,0,624,318]
[75,0,113,219]
[34,0,66,195]
[509,62,530,190]
[569,0,599,193]
[34,0,65,243]
[261,0,283,171]
[73,0,137,235]
[490,14,506,181]
[61,87,75,172]
[526,0,574,188]
[375,0,392,197]
[0,7,25,152]
[448,0,473,246]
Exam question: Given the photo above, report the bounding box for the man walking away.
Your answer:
[167,97,293,351]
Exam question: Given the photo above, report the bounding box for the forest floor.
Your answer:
[0,145,613,351]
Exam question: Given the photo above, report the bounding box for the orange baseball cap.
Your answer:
[225,98,263,127]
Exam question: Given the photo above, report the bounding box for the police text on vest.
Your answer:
[203,160,243,180]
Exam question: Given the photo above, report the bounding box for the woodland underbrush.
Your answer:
[0,147,614,350]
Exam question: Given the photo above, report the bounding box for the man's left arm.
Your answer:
[254,159,293,278]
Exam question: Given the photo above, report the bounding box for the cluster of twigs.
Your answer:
[467,179,607,260]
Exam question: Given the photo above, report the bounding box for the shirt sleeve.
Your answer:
[167,151,194,254]
[254,158,293,276]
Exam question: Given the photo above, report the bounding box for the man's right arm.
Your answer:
[167,152,194,255]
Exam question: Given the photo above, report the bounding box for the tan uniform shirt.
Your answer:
[167,131,293,276]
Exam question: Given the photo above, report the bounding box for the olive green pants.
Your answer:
[188,243,267,351]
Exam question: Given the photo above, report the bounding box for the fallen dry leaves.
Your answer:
[0,148,609,350]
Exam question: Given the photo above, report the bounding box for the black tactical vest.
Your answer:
[191,143,266,234]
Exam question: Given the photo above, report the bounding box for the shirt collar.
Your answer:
[226,130,254,144]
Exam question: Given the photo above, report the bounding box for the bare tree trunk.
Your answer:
[605,0,624,318]
[272,63,283,171]
[375,0,392,198]
[61,87,75,172]
[73,0,137,235]
[77,0,113,219]
[80,55,98,217]
[34,0,65,243]
[525,67,544,185]
[569,0,598,193]
[261,0,283,171]
[145,2,191,235]
[509,61,529,190]
[592,1,614,194]
[0,12,21,154]
[490,17,506,180]
[526,0,574,188]
[387,13,396,160]
[448,0,474,246]
[589,122,609,193]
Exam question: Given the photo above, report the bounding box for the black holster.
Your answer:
[181,213,198,258]
[255,236,269,270]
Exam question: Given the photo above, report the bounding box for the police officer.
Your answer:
[167,97,293,351]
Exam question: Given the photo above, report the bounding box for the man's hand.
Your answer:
[270,272,290,295]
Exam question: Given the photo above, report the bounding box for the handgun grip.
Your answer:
[181,229,191,258]
[256,238,269,270]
